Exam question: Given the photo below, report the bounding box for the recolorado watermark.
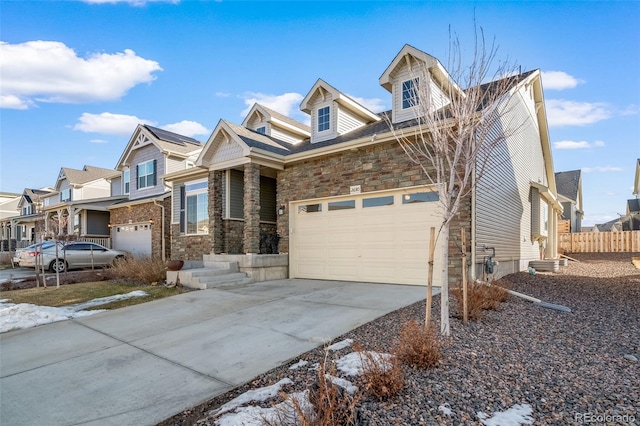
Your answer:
[575,412,636,424]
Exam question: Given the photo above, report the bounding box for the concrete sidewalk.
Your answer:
[0,279,432,426]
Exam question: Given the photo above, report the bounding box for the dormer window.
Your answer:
[256,126,266,135]
[60,188,72,202]
[402,78,419,109]
[318,106,330,132]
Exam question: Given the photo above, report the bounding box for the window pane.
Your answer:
[328,200,355,211]
[402,78,419,109]
[298,204,322,213]
[318,106,330,132]
[402,191,438,204]
[363,195,394,208]
[186,195,197,233]
[185,181,208,192]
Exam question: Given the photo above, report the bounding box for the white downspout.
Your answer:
[153,199,165,261]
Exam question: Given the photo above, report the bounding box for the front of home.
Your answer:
[165,44,561,287]
[108,125,204,259]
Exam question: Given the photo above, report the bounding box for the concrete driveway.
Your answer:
[0,279,431,426]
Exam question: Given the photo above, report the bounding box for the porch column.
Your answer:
[243,163,261,254]
[211,170,224,254]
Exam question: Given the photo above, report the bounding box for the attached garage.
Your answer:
[112,223,152,257]
[290,187,446,286]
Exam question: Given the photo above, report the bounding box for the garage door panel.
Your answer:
[112,224,151,257]
[291,188,445,286]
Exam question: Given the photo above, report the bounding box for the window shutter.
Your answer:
[179,185,185,233]
[153,159,157,186]
[135,165,139,189]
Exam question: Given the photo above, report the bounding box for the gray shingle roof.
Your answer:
[555,170,581,202]
[257,104,311,134]
[143,125,204,155]
[628,198,640,213]
[61,165,119,185]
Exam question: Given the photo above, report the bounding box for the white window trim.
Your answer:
[123,169,130,194]
[184,178,208,235]
[401,78,419,110]
[317,105,331,133]
[138,160,155,189]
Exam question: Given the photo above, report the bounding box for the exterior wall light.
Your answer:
[278,205,285,216]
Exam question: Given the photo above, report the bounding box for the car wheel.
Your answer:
[112,255,126,266]
[49,259,67,273]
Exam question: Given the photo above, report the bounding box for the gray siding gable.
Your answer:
[129,144,165,200]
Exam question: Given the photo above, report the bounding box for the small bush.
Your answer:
[353,343,404,400]
[452,282,510,321]
[396,320,441,369]
[265,355,360,426]
[108,256,167,284]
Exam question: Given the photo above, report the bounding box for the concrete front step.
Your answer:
[166,267,252,290]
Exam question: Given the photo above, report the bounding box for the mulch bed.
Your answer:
[158,252,640,426]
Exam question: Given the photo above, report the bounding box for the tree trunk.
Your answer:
[440,222,450,336]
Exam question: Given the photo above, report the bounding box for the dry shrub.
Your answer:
[265,356,360,426]
[395,320,441,369]
[353,343,404,400]
[108,256,167,284]
[452,282,510,321]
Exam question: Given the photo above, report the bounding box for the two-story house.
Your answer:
[555,170,583,232]
[40,165,125,244]
[108,125,204,258]
[166,44,561,286]
[0,188,54,249]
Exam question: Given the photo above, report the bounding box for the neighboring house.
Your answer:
[622,158,640,231]
[581,226,595,233]
[39,166,125,244]
[108,124,204,258]
[166,44,561,286]
[0,187,54,249]
[555,170,583,232]
[595,218,623,232]
[623,199,640,231]
[0,192,22,250]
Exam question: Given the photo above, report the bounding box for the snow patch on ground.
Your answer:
[215,390,310,426]
[288,359,309,370]
[325,374,358,395]
[0,290,149,333]
[335,351,394,376]
[212,378,293,417]
[327,338,353,351]
[439,404,453,416]
[477,404,534,426]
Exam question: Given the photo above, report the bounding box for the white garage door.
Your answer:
[290,187,446,286]
[112,223,152,257]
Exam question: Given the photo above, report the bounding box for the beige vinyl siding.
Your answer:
[428,76,451,111]
[475,85,547,276]
[310,92,337,143]
[271,127,304,144]
[337,107,368,135]
[211,137,245,163]
[166,155,187,175]
[391,66,423,124]
[111,176,123,196]
[171,184,182,224]
[79,180,111,199]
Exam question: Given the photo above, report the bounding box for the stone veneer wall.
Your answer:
[276,139,472,287]
[110,197,171,260]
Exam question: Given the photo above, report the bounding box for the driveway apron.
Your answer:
[0,279,429,426]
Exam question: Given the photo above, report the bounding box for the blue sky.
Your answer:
[1,0,638,226]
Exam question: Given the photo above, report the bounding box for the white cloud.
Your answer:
[0,94,34,110]
[621,104,640,116]
[161,120,209,137]
[73,112,155,136]
[82,0,179,5]
[546,99,611,127]
[0,40,162,109]
[605,191,618,196]
[553,140,605,150]
[240,92,304,118]
[348,95,386,113]
[581,166,623,173]
[215,92,231,98]
[90,139,109,144]
[541,71,584,90]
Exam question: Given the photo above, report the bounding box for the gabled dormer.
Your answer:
[242,103,310,145]
[300,79,381,144]
[379,44,463,124]
[52,165,118,205]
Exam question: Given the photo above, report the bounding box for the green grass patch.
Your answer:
[2,280,186,311]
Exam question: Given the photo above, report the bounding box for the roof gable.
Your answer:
[116,124,204,169]
[555,170,581,202]
[300,79,380,123]
[55,165,119,190]
[242,103,311,139]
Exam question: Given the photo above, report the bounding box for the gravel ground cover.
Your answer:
[159,253,640,426]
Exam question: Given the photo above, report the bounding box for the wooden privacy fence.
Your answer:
[559,231,640,253]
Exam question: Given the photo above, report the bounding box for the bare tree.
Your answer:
[387,29,526,335]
